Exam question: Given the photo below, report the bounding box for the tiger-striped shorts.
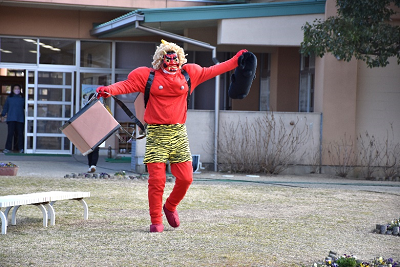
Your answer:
[143,124,192,164]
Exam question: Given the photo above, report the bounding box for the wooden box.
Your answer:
[60,99,120,156]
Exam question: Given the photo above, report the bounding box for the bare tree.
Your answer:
[357,126,400,180]
[357,132,380,179]
[327,134,357,177]
[379,126,400,179]
[308,146,322,174]
[218,113,309,174]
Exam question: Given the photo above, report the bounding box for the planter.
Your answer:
[0,166,18,176]
[380,224,387,234]
[393,226,399,235]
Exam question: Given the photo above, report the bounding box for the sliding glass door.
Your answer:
[25,69,74,154]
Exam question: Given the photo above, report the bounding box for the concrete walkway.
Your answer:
[1,152,400,195]
[0,153,132,178]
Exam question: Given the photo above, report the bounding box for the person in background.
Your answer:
[87,146,99,173]
[84,92,100,173]
[1,84,25,153]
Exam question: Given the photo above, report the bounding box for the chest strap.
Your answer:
[144,69,192,109]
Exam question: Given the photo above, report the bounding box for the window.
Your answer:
[299,54,315,112]
[116,42,155,69]
[81,41,111,68]
[259,53,270,111]
[39,39,75,65]
[0,37,36,63]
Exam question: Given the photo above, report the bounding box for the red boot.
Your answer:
[150,224,164,233]
[163,161,193,228]
[163,204,180,228]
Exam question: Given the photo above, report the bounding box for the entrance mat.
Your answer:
[4,153,71,157]
[105,157,131,163]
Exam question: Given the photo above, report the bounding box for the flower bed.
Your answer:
[313,251,399,267]
[313,219,400,266]
[0,162,18,176]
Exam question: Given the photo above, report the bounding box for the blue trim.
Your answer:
[90,13,144,35]
[140,1,326,22]
[93,1,325,29]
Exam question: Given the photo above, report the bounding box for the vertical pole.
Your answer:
[319,113,323,174]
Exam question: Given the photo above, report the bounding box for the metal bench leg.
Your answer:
[78,199,89,220]
[0,210,7,234]
[12,204,49,227]
[35,204,48,227]
[11,205,21,225]
[45,203,55,226]
[4,206,13,219]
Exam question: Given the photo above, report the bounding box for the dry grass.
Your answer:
[0,176,399,267]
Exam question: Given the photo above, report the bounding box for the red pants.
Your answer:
[147,161,193,225]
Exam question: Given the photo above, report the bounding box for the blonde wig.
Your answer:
[152,39,187,70]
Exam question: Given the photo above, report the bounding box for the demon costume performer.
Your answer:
[97,40,247,233]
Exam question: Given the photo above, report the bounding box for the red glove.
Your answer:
[235,49,248,60]
[96,86,111,99]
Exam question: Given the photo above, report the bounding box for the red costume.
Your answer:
[97,40,246,232]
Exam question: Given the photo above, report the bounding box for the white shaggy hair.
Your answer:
[152,39,187,69]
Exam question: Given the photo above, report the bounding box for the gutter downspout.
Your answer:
[319,113,323,174]
[135,21,220,171]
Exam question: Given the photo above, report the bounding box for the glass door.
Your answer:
[25,70,74,154]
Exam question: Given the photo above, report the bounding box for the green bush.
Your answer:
[336,257,357,267]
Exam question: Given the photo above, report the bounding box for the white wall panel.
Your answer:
[218,14,325,46]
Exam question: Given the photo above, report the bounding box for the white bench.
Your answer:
[0,191,90,234]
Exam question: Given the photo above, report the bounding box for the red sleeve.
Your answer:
[107,67,150,95]
[182,55,239,92]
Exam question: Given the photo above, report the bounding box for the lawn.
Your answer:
[0,176,399,266]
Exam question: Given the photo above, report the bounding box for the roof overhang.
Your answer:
[90,0,326,39]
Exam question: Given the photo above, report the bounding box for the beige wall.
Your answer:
[354,4,400,142]
[356,57,400,143]
[314,0,358,164]
[315,0,400,165]
[269,47,300,112]
[277,47,300,111]
[184,27,218,51]
[0,6,124,39]
[315,54,358,164]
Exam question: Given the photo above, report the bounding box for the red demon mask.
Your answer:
[162,51,179,73]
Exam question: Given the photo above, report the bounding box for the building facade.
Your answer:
[0,0,399,173]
